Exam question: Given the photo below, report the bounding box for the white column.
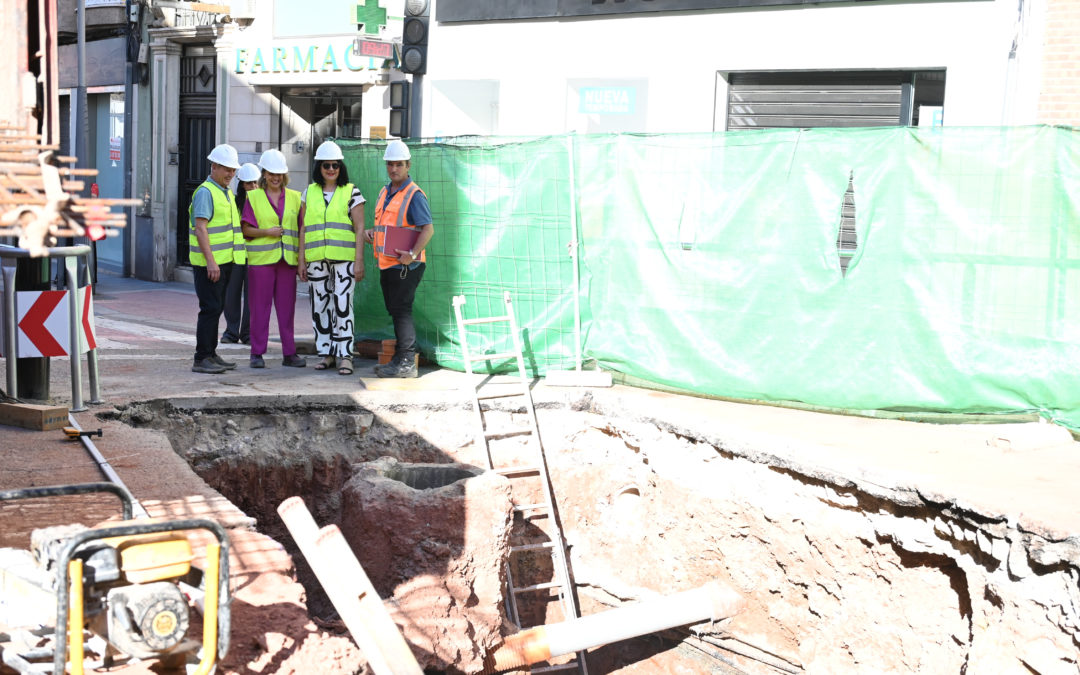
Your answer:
[149,37,181,282]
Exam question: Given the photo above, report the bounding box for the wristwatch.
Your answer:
[408,250,415,258]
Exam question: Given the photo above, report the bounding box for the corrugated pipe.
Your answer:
[484,581,744,673]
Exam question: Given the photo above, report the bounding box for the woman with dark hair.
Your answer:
[221,162,259,345]
[298,140,366,375]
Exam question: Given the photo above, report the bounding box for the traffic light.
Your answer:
[389,81,410,138]
[400,0,429,75]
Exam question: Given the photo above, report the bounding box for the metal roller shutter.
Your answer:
[727,71,910,129]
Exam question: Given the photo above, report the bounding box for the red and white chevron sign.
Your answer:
[5,285,97,358]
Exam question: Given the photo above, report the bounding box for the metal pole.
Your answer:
[76,0,89,179]
[566,135,582,372]
[123,0,135,276]
[409,74,423,139]
[86,340,101,404]
[85,257,101,403]
[2,265,17,397]
[65,255,85,412]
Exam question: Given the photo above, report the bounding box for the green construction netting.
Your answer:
[337,126,1080,429]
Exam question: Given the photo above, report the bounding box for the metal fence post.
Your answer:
[2,264,17,397]
[64,254,84,412]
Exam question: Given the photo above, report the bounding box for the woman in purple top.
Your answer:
[241,149,305,369]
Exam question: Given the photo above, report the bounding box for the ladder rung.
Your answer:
[462,315,510,325]
[513,503,549,513]
[494,465,539,476]
[467,351,518,363]
[531,663,580,673]
[476,390,525,401]
[483,428,533,439]
[511,542,556,553]
[512,581,564,594]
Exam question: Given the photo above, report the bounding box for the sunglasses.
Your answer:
[321,162,340,169]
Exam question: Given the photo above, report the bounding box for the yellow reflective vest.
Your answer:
[303,183,357,263]
[187,180,244,267]
[245,188,301,266]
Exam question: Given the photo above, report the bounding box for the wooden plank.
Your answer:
[0,164,97,176]
[0,143,59,151]
[0,402,70,431]
[278,498,424,675]
[0,196,46,204]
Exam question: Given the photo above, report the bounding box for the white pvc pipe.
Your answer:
[277,497,423,675]
[486,582,745,672]
[545,581,743,657]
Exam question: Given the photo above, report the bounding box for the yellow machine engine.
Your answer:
[0,483,230,674]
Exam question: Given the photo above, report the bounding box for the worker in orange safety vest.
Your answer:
[363,139,434,378]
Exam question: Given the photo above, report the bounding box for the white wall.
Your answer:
[422,0,1038,136]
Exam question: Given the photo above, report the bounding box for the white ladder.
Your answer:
[452,292,588,675]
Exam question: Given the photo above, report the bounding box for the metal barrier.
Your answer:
[0,245,101,411]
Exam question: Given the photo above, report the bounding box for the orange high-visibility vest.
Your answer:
[372,182,427,271]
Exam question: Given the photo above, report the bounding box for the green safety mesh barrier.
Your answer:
[337,126,1080,429]
[338,136,579,374]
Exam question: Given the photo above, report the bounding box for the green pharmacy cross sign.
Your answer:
[356,0,388,35]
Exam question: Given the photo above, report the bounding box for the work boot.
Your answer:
[220,334,239,344]
[373,358,395,377]
[192,358,226,374]
[282,354,306,368]
[250,355,265,368]
[209,354,236,370]
[375,356,418,379]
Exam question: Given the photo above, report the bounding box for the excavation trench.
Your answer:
[108,394,1080,674]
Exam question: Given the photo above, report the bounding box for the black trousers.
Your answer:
[193,262,233,362]
[379,263,425,361]
[222,263,249,341]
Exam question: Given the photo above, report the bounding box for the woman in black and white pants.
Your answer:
[298,141,365,375]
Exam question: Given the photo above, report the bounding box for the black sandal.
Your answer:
[338,357,353,375]
[314,356,335,371]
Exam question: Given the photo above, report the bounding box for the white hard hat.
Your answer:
[383,139,411,161]
[207,144,241,169]
[314,140,344,161]
[236,163,260,182]
[258,148,289,174]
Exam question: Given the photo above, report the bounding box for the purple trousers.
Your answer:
[248,259,297,357]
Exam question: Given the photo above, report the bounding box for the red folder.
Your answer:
[384,226,420,255]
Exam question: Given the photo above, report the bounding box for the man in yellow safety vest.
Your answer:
[188,143,246,374]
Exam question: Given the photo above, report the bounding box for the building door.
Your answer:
[176,46,217,266]
[280,87,364,185]
[93,92,126,274]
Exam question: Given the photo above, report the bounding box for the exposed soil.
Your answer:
[4,392,1080,674]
